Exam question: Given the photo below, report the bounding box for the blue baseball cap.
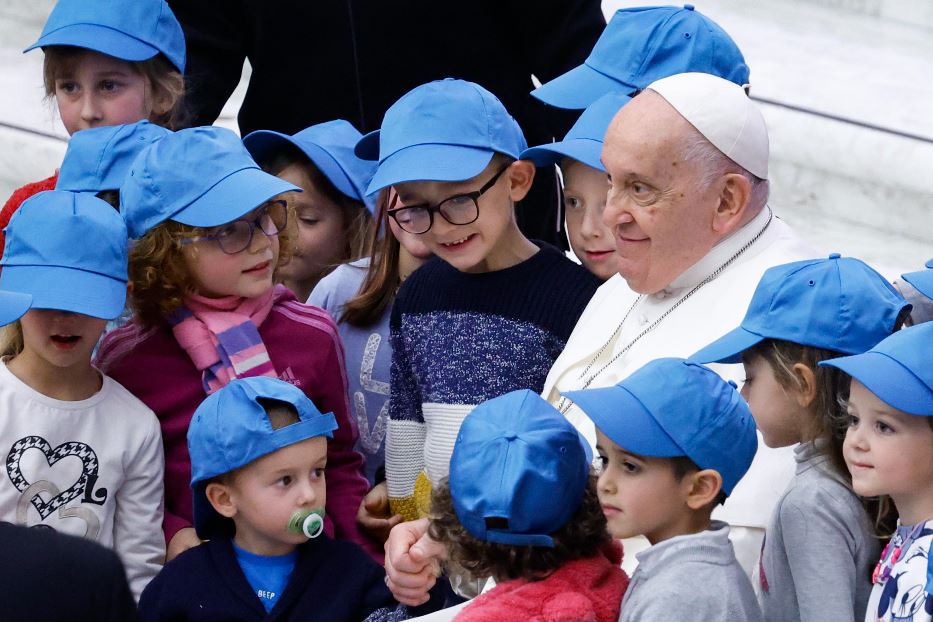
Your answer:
[25,0,186,74]
[120,126,301,239]
[532,5,749,109]
[0,191,128,319]
[820,323,933,416]
[691,254,910,365]
[449,390,592,548]
[243,120,378,213]
[903,259,933,300]
[188,376,338,538]
[57,121,171,193]
[520,92,631,172]
[0,291,33,327]
[355,79,527,194]
[563,358,757,496]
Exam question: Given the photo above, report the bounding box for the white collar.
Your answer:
[653,207,773,299]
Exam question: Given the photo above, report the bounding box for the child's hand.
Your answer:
[357,482,403,543]
[384,518,446,606]
[166,527,202,562]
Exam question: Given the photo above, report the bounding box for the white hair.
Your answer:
[681,126,769,213]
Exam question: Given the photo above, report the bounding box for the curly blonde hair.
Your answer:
[128,211,295,327]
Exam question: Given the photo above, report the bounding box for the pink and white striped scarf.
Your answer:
[170,285,280,394]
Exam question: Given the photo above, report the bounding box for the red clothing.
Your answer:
[456,543,629,622]
[96,287,373,556]
[0,173,59,255]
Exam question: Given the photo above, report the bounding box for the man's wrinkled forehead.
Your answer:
[600,91,693,178]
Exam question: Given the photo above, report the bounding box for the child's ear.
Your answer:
[791,363,818,409]
[507,160,536,202]
[684,469,723,510]
[205,482,237,519]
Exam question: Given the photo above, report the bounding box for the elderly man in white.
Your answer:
[382,72,818,608]
[544,71,817,574]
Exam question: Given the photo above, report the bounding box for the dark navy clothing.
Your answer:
[385,244,600,519]
[139,535,439,621]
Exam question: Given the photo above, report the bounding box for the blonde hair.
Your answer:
[43,47,187,129]
[128,215,295,327]
[0,321,24,357]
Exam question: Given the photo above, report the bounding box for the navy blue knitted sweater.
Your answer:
[385,244,600,519]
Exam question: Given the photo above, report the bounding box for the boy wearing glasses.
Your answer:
[355,79,600,524]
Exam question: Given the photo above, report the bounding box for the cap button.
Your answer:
[684,4,695,10]
[505,433,518,441]
[828,252,841,259]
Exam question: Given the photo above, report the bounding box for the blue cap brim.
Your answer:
[903,269,933,299]
[531,63,635,110]
[365,145,494,195]
[563,386,684,457]
[0,291,33,326]
[243,131,364,203]
[25,24,159,62]
[689,327,766,365]
[173,167,301,228]
[821,352,933,416]
[354,130,380,160]
[0,266,125,320]
[520,138,606,171]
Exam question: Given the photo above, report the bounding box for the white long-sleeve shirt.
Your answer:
[0,360,165,600]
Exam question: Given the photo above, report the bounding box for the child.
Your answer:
[564,358,763,620]
[243,120,377,301]
[56,120,172,208]
[95,127,371,561]
[820,323,933,622]
[1,0,186,253]
[139,376,445,621]
[355,78,601,520]
[427,389,629,621]
[0,190,164,600]
[309,188,432,488]
[690,254,910,621]
[521,92,631,281]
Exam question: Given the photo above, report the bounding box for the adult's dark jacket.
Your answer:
[0,521,139,622]
[166,0,607,247]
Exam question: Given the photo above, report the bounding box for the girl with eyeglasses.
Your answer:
[97,127,372,563]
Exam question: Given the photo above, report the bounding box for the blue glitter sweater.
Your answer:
[385,244,600,519]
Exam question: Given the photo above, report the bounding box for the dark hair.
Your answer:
[340,189,401,327]
[427,475,609,583]
[669,455,728,507]
[259,142,373,277]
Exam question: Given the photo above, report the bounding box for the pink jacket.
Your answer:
[96,288,373,555]
[455,543,629,622]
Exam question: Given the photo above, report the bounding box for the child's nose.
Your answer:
[80,94,102,125]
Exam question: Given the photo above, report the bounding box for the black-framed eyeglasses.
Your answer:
[179,200,289,255]
[387,164,510,234]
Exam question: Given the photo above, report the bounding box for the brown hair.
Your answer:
[0,321,24,357]
[259,143,374,275]
[748,339,852,477]
[340,189,401,327]
[427,475,609,583]
[128,216,294,327]
[43,46,187,129]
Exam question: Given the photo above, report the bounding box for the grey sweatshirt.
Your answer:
[757,442,879,622]
[619,521,762,621]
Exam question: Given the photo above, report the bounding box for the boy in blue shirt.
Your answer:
[564,358,764,621]
[139,376,443,621]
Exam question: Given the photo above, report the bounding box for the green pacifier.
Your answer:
[287,508,325,539]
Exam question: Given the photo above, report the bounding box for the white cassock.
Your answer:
[542,206,819,576]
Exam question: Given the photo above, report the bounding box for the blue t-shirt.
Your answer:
[233,544,298,612]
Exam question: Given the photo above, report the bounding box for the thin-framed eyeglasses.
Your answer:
[179,200,289,255]
[387,164,511,234]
